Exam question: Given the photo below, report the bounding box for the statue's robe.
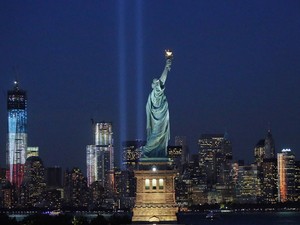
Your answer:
[143,79,170,158]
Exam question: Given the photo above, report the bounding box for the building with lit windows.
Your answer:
[254,139,265,166]
[86,122,114,197]
[261,158,277,203]
[198,133,233,201]
[122,140,145,170]
[86,145,100,186]
[235,164,261,203]
[167,145,183,170]
[253,130,276,164]
[64,168,88,207]
[188,154,207,205]
[26,147,39,158]
[89,180,105,209]
[6,81,27,187]
[114,168,136,209]
[87,145,112,188]
[43,166,63,209]
[21,156,46,207]
[0,181,16,208]
[295,161,300,202]
[175,136,189,163]
[264,129,275,158]
[253,130,276,203]
[277,149,295,202]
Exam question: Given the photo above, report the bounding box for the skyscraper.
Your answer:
[26,147,39,159]
[167,145,183,167]
[114,168,136,209]
[22,156,46,207]
[175,136,189,163]
[253,129,276,203]
[253,139,265,203]
[254,129,276,164]
[6,81,27,187]
[198,134,232,188]
[64,168,88,207]
[198,134,233,203]
[86,122,114,195]
[122,140,145,170]
[235,164,260,203]
[277,149,295,202]
[254,139,265,166]
[261,158,277,203]
[188,154,207,205]
[264,129,275,158]
[95,122,114,174]
[295,161,300,202]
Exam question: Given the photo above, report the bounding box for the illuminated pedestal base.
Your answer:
[132,160,178,223]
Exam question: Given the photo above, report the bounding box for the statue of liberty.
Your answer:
[143,50,173,158]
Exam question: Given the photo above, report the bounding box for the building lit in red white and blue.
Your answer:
[6,81,27,187]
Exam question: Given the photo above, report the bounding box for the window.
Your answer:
[145,179,150,190]
[159,178,164,189]
[152,179,157,190]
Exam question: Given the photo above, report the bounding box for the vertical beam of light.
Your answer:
[118,1,127,160]
[135,0,144,140]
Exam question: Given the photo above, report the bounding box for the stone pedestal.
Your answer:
[132,160,178,223]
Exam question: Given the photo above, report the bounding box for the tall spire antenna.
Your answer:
[12,65,20,90]
[267,121,271,133]
[14,80,19,89]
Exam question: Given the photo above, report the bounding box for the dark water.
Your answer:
[177,212,300,225]
[8,211,300,224]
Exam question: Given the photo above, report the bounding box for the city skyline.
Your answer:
[0,1,300,171]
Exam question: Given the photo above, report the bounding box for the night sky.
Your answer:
[0,1,299,172]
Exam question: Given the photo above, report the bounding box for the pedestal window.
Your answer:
[159,178,164,189]
[152,179,157,190]
[145,179,150,190]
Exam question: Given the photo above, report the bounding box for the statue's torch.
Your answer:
[165,49,173,60]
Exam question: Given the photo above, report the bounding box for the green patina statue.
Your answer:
[143,50,173,158]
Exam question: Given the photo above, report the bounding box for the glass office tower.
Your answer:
[277,149,295,202]
[86,122,114,196]
[6,81,28,187]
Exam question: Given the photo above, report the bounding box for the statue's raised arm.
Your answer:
[159,59,172,85]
